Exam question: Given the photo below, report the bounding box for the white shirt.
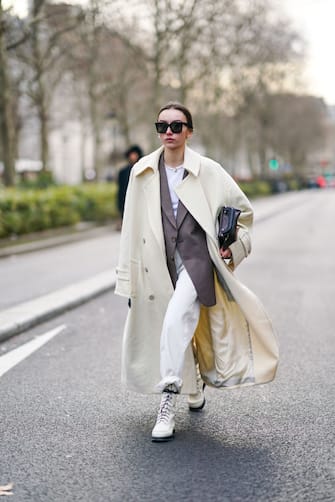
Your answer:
[164,163,185,218]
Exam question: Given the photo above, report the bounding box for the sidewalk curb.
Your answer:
[0,270,116,343]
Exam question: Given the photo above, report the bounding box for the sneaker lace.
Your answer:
[189,367,205,397]
[157,393,174,424]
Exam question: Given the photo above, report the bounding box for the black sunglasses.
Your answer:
[155,121,189,134]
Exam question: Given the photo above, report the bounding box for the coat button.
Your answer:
[149,294,155,300]
[171,236,176,242]
[145,267,148,273]
[143,238,146,243]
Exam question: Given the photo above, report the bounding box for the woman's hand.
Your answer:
[219,247,232,259]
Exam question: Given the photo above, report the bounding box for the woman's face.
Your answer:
[157,108,192,151]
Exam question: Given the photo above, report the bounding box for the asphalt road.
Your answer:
[0,232,120,311]
[0,189,335,501]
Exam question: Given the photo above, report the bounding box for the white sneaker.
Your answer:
[151,391,177,442]
[188,366,206,411]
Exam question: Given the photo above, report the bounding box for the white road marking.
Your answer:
[0,324,66,379]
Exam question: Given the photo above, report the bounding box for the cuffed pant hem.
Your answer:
[155,377,182,394]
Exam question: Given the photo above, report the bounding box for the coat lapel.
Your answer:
[176,171,189,228]
[142,169,166,257]
[176,177,215,240]
[133,147,166,257]
[175,147,216,243]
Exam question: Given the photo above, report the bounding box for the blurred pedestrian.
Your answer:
[117,145,143,229]
[115,102,278,442]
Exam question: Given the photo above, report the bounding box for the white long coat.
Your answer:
[115,146,279,394]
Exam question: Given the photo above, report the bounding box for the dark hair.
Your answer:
[124,144,143,159]
[158,102,194,131]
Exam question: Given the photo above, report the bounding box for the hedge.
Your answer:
[237,180,273,199]
[0,183,118,239]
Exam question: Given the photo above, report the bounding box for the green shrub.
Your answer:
[286,178,301,191]
[0,182,118,239]
[73,184,118,222]
[237,180,272,198]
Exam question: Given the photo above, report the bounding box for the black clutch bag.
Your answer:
[218,206,241,249]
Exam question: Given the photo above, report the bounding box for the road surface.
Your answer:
[0,189,334,501]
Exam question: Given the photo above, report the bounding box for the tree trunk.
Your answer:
[37,84,49,171]
[0,1,15,186]
[89,84,103,180]
[32,0,49,171]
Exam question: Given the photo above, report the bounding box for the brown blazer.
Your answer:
[159,153,216,306]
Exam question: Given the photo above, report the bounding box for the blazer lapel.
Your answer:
[176,170,189,228]
[158,153,177,229]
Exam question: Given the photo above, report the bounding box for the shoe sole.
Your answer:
[151,429,175,442]
[151,435,174,442]
[189,397,206,412]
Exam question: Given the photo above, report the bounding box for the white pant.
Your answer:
[156,252,200,393]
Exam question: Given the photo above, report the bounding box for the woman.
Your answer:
[115,102,278,442]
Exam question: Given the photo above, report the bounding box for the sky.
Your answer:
[7,0,335,105]
[280,0,335,105]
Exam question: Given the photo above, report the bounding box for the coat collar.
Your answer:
[133,145,201,177]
